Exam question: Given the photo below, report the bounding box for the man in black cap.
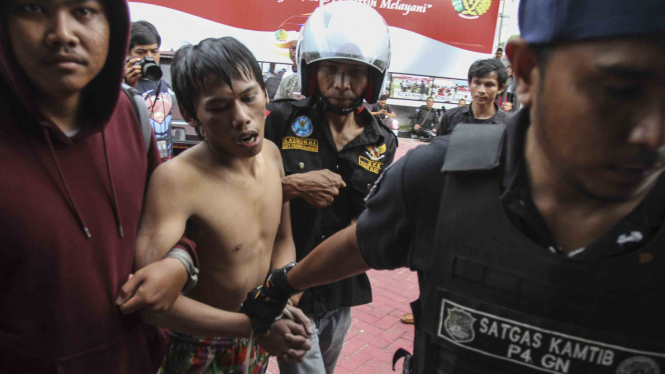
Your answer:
[243,0,665,372]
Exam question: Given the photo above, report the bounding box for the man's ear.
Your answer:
[506,38,539,108]
[264,88,270,105]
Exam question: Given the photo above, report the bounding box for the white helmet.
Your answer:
[298,1,391,105]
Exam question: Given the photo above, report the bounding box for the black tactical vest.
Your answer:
[415,124,665,374]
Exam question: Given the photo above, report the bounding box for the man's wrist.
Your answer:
[282,174,302,202]
[165,248,199,292]
[266,262,299,300]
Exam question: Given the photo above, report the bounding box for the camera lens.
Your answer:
[143,63,163,81]
[143,62,162,82]
[138,57,163,82]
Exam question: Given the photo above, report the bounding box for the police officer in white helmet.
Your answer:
[259,2,397,373]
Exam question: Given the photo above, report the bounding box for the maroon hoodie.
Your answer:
[0,1,194,372]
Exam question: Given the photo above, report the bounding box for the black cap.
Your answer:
[519,0,665,44]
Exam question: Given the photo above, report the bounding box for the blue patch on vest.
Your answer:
[292,116,314,138]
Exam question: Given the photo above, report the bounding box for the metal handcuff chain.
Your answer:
[243,300,295,374]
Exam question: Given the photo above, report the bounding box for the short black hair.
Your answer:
[379,94,388,101]
[468,58,508,87]
[496,47,504,52]
[171,37,266,121]
[129,21,161,52]
[426,96,434,101]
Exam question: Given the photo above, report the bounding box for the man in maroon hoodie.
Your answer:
[0,0,196,372]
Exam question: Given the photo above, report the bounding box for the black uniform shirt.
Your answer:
[438,102,506,135]
[266,97,398,315]
[357,108,665,274]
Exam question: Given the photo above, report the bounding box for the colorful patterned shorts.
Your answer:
[159,330,270,374]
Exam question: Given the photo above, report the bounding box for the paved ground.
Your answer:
[267,138,426,374]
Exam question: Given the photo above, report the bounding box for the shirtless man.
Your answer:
[120,37,312,374]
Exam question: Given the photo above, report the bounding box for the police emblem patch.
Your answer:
[365,144,387,161]
[292,116,314,138]
[444,307,476,343]
[617,356,660,374]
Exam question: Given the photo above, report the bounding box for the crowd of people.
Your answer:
[1,0,664,374]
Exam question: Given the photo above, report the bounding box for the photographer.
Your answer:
[125,21,173,161]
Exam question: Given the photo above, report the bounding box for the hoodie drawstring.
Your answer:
[42,127,125,239]
[42,127,92,239]
[101,130,124,238]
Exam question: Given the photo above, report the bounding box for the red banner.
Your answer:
[133,0,500,53]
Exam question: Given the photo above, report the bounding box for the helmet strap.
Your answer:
[316,94,364,116]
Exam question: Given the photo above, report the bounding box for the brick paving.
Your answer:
[267,138,426,374]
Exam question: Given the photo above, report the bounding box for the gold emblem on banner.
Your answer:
[452,0,492,19]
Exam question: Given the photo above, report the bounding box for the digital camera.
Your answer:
[135,57,162,82]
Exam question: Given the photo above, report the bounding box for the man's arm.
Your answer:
[271,147,297,270]
[118,162,195,313]
[288,225,368,290]
[142,292,312,362]
[282,170,346,207]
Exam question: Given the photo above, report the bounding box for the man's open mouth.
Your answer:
[238,131,259,146]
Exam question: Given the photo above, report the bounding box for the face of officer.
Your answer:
[188,74,268,159]
[510,37,665,200]
[317,60,369,109]
[458,99,466,107]
[6,0,110,100]
[470,72,503,107]
[426,98,435,109]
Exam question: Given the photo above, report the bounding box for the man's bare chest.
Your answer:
[190,167,284,244]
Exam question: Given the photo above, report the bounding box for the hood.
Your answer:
[0,0,131,144]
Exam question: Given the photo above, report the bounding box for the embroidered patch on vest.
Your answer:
[282,137,318,153]
[616,356,660,374]
[291,116,314,137]
[365,144,387,161]
[444,308,477,343]
[359,156,383,174]
[436,297,665,374]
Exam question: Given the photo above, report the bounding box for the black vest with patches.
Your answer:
[415,124,665,374]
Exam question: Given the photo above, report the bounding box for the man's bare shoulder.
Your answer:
[261,138,284,169]
[262,138,280,157]
[149,144,207,191]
